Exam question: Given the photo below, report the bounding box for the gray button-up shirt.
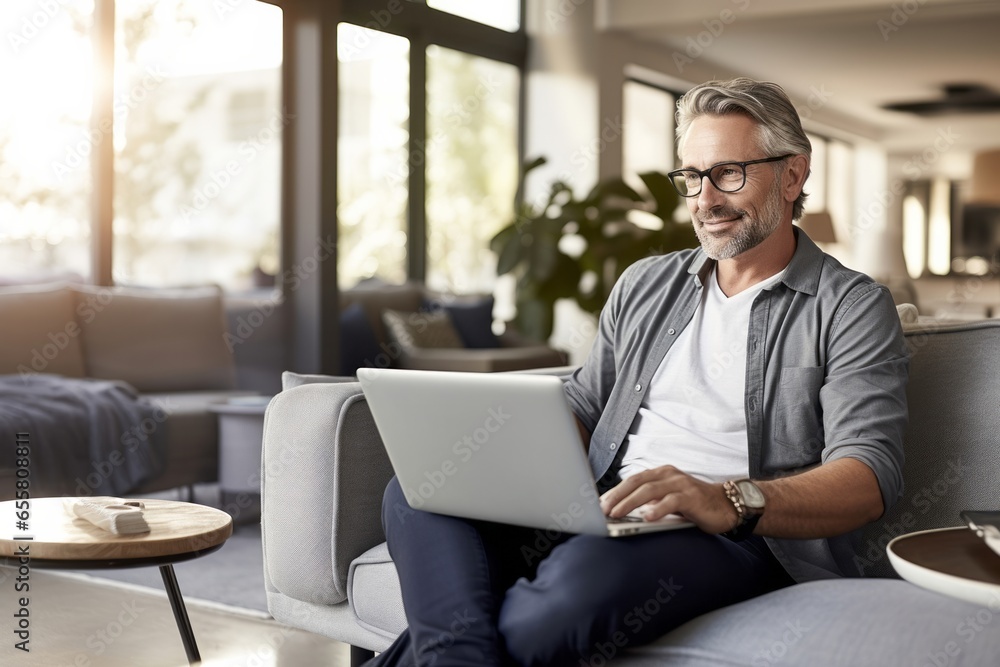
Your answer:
[564,230,909,582]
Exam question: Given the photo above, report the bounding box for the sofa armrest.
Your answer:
[261,381,394,605]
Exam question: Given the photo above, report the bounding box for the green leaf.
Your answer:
[639,171,679,219]
[496,233,524,276]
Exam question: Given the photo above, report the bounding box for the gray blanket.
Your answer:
[0,374,165,495]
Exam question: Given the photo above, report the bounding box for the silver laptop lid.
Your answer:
[357,367,611,536]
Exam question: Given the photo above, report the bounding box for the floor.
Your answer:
[0,569,350,666]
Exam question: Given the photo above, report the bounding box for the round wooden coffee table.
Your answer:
[0,497,232,665]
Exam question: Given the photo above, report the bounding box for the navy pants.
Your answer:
[368,476,794,667]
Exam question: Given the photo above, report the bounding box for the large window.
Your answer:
[425,46,519,293]
[0,0,93,281]
[112,0,282,289]
[0,0,282,289]
[337,1,526,294]
[337,24,410,288]
[622,80,676,191]
[427,0,520,32]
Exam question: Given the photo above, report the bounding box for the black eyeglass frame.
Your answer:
[667,154,795,197]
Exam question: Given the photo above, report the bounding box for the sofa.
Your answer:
[0,282,259,499]
[339,281,568,374]
[260,318,1000,665]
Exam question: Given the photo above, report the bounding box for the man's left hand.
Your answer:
[600,465,737,534]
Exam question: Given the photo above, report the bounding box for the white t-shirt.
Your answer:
[619,266,786,483]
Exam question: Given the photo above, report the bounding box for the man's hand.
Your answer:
[599,465,738,534]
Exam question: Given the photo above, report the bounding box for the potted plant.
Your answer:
[490,157,699,341]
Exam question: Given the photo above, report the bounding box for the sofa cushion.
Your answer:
[0,283,87,378]
[72,285,236,393]
[340,282,425,347]
[622,579,1000,666]
[425,296,500,349]
[340,302,384,375]
[382,308,464,351]
[348,542,406,640]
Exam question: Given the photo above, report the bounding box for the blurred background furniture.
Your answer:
[339,280,567,375]
[0,282,258,499]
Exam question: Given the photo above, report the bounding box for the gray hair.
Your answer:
[676,78,811,220]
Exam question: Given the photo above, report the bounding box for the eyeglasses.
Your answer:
[667,155,794,197]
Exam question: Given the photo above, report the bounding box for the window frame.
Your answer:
[339,0,527,283]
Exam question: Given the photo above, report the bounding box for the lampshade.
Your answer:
[797,211,837,244]
[967,149,1000,206]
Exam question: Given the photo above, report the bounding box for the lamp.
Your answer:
[967,149,1000,206]
[796,211,837,244]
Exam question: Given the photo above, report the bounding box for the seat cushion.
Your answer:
[347,542,406,640]
[621,578,1000,666]
[0,284,87,378]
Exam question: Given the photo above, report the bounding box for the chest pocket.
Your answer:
[773,366,825,456]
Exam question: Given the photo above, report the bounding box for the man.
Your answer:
[371,77,909,666]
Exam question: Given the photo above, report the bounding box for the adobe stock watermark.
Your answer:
[578,577,685,667]
[853,457,969,574]
[545,0,588,30]
[7,0,72,54]
[16,287,115,381]
[751,619,811,666]
[223,234,336,352]
[852,125,959,239]
[73,397,177,497]
[672,0,752,74]
[394,406,512,518]
[921,592,1000,667]
[386,71,505,188]
[181,107,295,221]
[877,0,928,41]
[52,66,169,181]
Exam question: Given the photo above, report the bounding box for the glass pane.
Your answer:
[903,194,926,279]
[623,81,675,191]
[927,177,951,276]
[426,45,519,294]
[428,0,520,32]
[112,0,283,290]
[338,23,409,288]
[0,1,93,282]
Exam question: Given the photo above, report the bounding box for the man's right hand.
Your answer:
[600,465,740,535]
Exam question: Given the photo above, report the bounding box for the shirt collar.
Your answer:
[686,227,824,296]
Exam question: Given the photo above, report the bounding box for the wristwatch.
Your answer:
[722,479,766,541]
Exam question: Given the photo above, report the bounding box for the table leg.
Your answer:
[159,564,201,664]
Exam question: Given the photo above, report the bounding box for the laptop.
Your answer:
[356,367,694,537]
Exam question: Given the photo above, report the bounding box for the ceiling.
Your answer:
[597,0,1000,163]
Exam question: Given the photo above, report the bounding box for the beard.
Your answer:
[693,177,784,260]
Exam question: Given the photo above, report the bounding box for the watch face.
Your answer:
[737,480,766,509]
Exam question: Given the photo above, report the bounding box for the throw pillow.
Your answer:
[382,308,464,352]
[423,296,500,349]
[340,302,383,376]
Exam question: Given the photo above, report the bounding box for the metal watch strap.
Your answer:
[722,479,762,541]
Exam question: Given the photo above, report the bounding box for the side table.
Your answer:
[210,396,272,524]
[888,526,1000,607]
[1,497,232,665]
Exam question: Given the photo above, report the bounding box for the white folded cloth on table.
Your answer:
[66,497,150,535]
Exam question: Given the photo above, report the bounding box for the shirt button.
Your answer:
[748,397,757,412]
[635,383,642,392]
[610,442,617,450]
[667,328,676,335]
